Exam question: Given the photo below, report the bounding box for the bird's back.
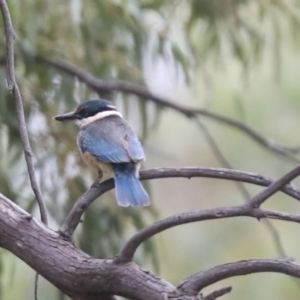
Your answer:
[78,115,145,165]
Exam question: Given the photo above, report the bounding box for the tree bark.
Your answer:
[0,194,179,300]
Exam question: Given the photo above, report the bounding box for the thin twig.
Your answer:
[0,2,48,300]
[195,118,251,199]
[249,165,300,207]
[0,0,47,224]
[59,166,300,238]
[177,259,300,294]
[34,55,300,162]
[203,286,232,300]
[0,0,14,90]
[34,273,39,300]
[262,219,287,257]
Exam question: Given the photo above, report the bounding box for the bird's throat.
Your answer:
[75,111,123,127]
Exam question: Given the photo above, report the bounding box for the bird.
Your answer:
[55,99,150,207]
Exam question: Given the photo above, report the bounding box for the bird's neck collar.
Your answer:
[75,111,123,127]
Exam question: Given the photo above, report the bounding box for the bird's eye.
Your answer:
[80,109,89,117]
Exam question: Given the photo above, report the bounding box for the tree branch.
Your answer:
[0,193,177,300]
[115,165,300,263]
[2,181,300,300]
[115,206,300,264]
[202,287,232,300]
[195,118,251,200]
[0,0,48,225]
[177,259,300,295]
[0,4,49,298]
[2,171,300,299]
[248,164,300,208]
[59,166,300,239]
[34,55,300,163]
[195,118,291,263]
[0,0,14,90]
[2,175,300,299]
[59,179,114,238]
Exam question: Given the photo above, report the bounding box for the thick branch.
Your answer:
[0,193,177,300]
[177,259,300,295]
[35,55,300,162]
[60,167,300,239]
[0,0,47,224]
[2,178,300,299]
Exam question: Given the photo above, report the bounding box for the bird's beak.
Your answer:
[54,112,79,122]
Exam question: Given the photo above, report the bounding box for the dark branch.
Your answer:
[0,0,48,225]
[116,165,300,263]
[2,180,300,299]
[248,164,300,208]
[202,287,232,300]
[59,180,113,238]
[34,55,300,163]
[115,206,300,264]
[115,206,248,264]
[177,259,300,295]
[59,166,300,239]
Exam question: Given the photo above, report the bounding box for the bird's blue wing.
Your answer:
[79,117,145,164]
[123,132,145,161]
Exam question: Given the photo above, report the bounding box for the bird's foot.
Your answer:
[91,181,100,188]
[91,170,103,188]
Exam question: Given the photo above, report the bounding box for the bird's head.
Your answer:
[55,99,121,127]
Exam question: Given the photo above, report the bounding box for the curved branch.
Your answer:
[0,0,47,224]
[116,165,300,263]
[35,55,300,162]
[59,179,114,238]
[59,167,300,239]
[115,207,300,264]
[177,259,300,295]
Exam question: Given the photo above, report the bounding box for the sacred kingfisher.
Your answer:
[55,99,150,207]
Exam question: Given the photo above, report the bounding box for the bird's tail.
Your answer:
[113,163,150,207]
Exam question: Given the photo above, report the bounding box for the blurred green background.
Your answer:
[1,0,300,299]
